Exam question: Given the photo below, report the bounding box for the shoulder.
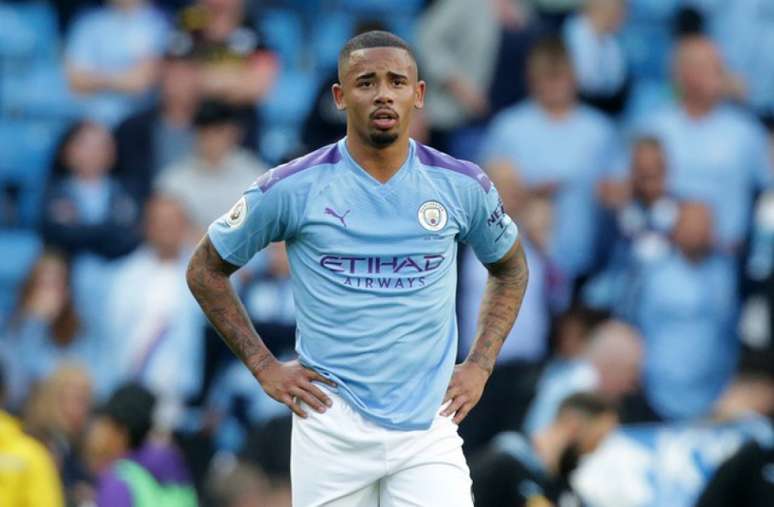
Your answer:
[716,105,768,137]
[253,142,342,194]
[414,141,492,192]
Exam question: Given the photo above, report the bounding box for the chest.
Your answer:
[513,121,603,183]
[296,176,463,265]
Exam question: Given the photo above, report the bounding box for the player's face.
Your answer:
[333,47,425,149]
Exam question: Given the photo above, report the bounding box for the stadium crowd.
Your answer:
[1,0,773,506]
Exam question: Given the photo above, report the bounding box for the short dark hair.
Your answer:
[100,383,156,449]
[193,99,241,128]
[557,392,617,419]
[338,30,416,70]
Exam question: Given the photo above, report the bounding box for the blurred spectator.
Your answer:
[104,196,205,428]
[2,250,101,409]
[173,0,280,150]
[64,0,168,126]
[0,363,65,507]
[470,392,618,507]
[156,100,267,233]
[481,36,618,284]
[114,47,203,205]
[22,365,94,506]
[524,320,643,435]
[563,0,629,114]
[84,383,197,506]
[701,0,774,122]
[586,137,679,312]
[636,35,772,252]
[418,0,537,157]
[633,202,738,420]
[41,121,142,260]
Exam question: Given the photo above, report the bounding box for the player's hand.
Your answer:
[441,361,490,424]
[256,359,337,418]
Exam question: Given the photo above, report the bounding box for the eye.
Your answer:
[357,81,373,88]
[393,78,406,87]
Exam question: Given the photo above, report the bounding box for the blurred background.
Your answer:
[0,0,773,506]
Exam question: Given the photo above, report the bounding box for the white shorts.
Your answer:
[291,388,474,507]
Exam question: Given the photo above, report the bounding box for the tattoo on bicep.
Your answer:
[186,237,273,375]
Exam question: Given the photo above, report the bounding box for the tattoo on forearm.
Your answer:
[186,237,274,377]
[467,241,529,375]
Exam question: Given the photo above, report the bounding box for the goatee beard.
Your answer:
[369,131,398,148]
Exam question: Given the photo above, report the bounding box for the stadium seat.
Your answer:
[0,119,66,226]
[0,230,41,324]
[258,8,304,69]
[311,11,356,72]
[0,60,83,119]
[0,1,59,61]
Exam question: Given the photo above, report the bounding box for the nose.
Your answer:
[374,81,395,105]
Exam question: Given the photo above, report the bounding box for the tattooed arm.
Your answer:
[186,236,335,417]
[442,238,528,423]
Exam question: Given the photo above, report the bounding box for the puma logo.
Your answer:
[324,207,351,228]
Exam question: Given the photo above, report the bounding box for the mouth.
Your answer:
[370,109,399,130]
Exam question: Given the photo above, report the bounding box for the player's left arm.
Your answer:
[442,238,528,423]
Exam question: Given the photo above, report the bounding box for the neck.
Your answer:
[682,98,715,119]
[541,101,574,120]
[199,150,230,168]
[345,131,410,183]
[532,427,565,475]
[163,100,195,127]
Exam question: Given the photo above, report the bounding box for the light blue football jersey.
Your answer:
[208,138,519,430]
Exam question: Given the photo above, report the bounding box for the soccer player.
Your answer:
[186,30,528,506]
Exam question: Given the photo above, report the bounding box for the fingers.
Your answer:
[306,369,338,388]
[441,395,466,418]
[303,381,333,408]
[453,403,473,425]
[283,394,308,419]
[290,386,328,414]
[443,384,461,404]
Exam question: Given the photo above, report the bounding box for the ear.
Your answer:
[414,80,426,110]
[332,82,346,111]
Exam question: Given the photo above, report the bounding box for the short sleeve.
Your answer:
[459,180,519,265]
[207,177,301,267]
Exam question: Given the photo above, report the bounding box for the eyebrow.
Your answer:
[354,71,410,81]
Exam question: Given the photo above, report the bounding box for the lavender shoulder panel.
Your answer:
[257,143,342,192]
[415,142,492,192]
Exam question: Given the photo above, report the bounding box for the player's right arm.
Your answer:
[186,237,335,417]
[186,176,336,417]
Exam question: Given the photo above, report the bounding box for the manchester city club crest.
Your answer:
[417,200,448,232]
[226,196,247,228]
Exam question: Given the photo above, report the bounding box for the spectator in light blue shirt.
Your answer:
[636,36,772,251]
[563,0,628,110]
[65,0,168,126]
[104,195,205,428]
[481,36,619,282]
[693,0,774,120]
[586,136,679,315]
[633,202,739,420]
